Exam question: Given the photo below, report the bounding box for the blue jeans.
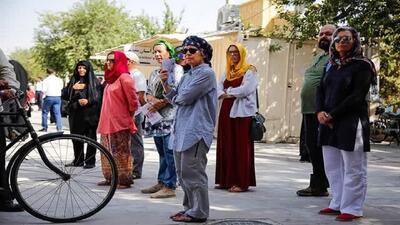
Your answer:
[154,134,176,188]
[42,96,62,130]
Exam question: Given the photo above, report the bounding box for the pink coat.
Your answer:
[97,73,139,134]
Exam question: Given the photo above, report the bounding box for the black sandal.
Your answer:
[172,214,207,223]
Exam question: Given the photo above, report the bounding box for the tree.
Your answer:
[132,13,161,39]
[272,0,400,106]
[33,0,184,76]
[34,0,139,75]
[9,48,44,81]
[160,0,183,34]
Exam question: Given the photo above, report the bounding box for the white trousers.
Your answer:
[322,121,367,216]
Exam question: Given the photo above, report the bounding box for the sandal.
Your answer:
[228,186,248,193]
[97,180,111,186]
[214,185,228,189]
[169,210,186,219]
[171,214,207,223]
[117,184,131,189]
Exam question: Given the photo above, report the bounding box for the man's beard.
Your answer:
[318,39,330,52]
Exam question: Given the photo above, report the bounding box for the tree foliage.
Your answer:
[160,0,183,34]
[32,0,183,76]
[9,48,44,82]
[272,0,400,106]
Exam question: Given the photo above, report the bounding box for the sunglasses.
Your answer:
[106,59,115,63]
[183,48,199,54]
[334,36,353,43]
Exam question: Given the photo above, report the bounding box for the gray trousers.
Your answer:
[131,113,144,176]
[174,140,209,219]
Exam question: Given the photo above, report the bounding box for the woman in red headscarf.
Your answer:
[97,51,139,189]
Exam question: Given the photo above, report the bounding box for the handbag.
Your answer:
[250,89,266,141]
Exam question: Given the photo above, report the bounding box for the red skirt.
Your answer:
[215,97,256,189]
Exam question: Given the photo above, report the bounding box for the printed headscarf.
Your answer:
[104,51,129,84]
[66,60,100,103]
[225,43,255,81]
[153,39,176,59]
[182,35,213,67]
[329,26,377,85]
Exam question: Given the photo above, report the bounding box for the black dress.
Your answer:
[62,81,103,166]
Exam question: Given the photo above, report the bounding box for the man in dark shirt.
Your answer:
[297,24,336,197]
[0,48,23,211]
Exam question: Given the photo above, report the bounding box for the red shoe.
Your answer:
[335,213,361,221]
[319,208,341,215]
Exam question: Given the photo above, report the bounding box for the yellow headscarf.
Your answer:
[225,43,254,81]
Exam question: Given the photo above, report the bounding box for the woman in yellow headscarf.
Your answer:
[215,43,258,192]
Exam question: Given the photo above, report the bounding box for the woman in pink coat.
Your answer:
[97,51,139,189]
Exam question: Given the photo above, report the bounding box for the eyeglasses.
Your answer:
[183,48,199,54]
[228,50,239,55]
[334,36,353,43]
[106,59,115,63]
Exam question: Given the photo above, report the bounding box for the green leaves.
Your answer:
[273,0,400,106]
[31,0,182,76]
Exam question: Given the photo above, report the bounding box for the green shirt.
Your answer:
[300,52,329,114]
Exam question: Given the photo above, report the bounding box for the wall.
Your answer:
[244,37,316,142]
[240,0,278,30]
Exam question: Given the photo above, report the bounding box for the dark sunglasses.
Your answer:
[334,36,353,43]
[106,59,115,63]
[183,48,199,54]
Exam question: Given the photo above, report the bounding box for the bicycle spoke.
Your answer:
[11,134,117,222]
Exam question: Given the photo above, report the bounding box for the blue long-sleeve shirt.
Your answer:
[165,63,217,152]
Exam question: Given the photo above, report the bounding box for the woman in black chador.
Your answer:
[63,60,103,169]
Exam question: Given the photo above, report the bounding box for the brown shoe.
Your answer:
[141,183,164,194]
[150,187,176,198]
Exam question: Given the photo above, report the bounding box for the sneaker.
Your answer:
[296,187,329,197]
[150,187,176,198]
[141,183,163,194]
[38,128,47,132]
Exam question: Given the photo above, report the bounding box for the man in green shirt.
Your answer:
[297,24,336,197]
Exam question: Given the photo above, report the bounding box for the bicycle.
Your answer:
[370,105,400,145]
[1,91,118,222]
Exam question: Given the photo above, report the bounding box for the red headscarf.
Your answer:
[104,51,129,84]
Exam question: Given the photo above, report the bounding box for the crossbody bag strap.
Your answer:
[256,89,259,110]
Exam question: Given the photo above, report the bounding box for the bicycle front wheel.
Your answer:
[10,134,117,223]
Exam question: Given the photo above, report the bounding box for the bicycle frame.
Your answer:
[0,97,71,182]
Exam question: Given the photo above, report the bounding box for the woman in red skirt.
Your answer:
[215,43,258,192]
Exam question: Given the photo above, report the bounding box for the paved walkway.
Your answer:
[1,110,399,225]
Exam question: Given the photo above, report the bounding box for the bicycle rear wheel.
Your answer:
[10,134,117,223]
[370,120,387,143]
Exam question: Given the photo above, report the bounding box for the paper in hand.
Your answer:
[162,59,176,85]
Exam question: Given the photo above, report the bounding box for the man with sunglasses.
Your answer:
[298,24,336,197]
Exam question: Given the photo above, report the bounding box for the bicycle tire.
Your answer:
[370,121,387,143]
[10,133,117,223]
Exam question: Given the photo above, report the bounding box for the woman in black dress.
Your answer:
[63,60,103,169]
